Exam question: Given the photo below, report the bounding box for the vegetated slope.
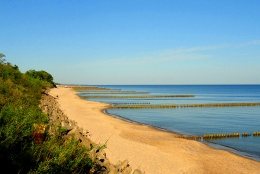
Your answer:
[0,55,137,174]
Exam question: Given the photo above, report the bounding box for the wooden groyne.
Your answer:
[83,94,195,99]
[179,131,260,141]
[79,91,149,95]
[111,102,260,109]
[253,132,260,136]
[203,132,240,139]
[112,102,151,105]
[72,86,112,91]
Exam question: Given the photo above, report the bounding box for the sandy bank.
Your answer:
[49,87,260,174]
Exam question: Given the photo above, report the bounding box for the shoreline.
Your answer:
[50,86,260,174]
[103,108,260,162]
[102,109,184,136]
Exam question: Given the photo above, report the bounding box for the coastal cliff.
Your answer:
[40,91,142,174]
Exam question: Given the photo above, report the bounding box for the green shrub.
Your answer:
[31,136,92,174]
[0,105,48,146]
[0,105,48,173]
[0,55,96,173]
[25,70,55,87]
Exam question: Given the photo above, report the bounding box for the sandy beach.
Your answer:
[49,86,260,174]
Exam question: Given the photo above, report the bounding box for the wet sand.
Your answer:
[49,86,260,174]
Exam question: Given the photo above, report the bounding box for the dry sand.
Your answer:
[49,86,260,174]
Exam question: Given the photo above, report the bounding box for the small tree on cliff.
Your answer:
[25,70,55,87]
[0,53,6,64]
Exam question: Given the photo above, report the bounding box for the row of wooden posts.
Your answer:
[79,91,149,94]
[111,102,260,109]
[179,131,260,140]
[83,94,195,99]
[111,102,151,105]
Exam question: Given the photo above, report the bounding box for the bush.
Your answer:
[25,70,55,87]
[31,136,92,173]
[0,55,93,173]
[0,105,48,173]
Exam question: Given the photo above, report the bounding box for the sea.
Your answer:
[77,85,260,160]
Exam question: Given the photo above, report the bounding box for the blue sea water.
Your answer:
[78,85,260,160]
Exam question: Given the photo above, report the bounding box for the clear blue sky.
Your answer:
[1,0,260,84]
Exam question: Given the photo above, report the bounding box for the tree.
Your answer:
[0,53,6,64]
[25,70,55,86]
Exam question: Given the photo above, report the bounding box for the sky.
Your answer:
[0,0,260,84]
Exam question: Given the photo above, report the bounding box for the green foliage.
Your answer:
[26,70,55,87]
[0,105,48,173]
[0,54,93,173]
[31,136,92,173]
[0,53,5,64]
[0,105,47,146]
[0,60,56,109]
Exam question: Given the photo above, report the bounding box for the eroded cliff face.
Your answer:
[40,92,142,174]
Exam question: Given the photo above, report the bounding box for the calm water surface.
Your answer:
[79,85,260,160]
